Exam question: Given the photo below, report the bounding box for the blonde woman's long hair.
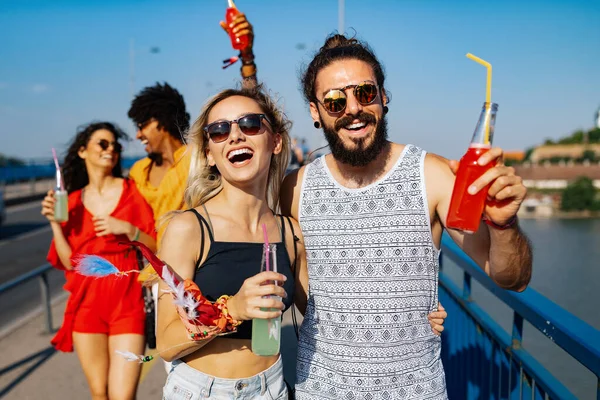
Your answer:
[185,85,292,211]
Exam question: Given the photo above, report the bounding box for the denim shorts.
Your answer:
[163,356,288,400]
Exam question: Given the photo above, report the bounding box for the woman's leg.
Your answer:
[73,332,109,400]
[107,333,146,400]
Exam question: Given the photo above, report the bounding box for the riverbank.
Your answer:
[518,209,600,219]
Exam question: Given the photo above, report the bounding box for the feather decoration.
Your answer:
[119,241,222,327]
[74,255,120,277]
[162,265,187,306]
[161,265,179,293]
[126,241,173,281]
[173,292,201,321]
[115,350,144,363]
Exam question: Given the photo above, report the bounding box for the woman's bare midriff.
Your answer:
[181,337,279,378]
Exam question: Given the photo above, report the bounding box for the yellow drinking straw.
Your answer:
[466,53,492,144]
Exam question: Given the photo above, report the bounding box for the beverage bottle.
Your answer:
[53,168,69,223]
[251,243,281,356]
[446,102,498,233]
[225,0,249,51]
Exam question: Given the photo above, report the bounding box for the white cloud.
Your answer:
[31,83,50,94]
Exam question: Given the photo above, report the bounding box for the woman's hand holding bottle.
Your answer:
[41,190,57,223]
[228,271,287,321]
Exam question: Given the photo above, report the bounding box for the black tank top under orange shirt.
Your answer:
[186,208,296,340]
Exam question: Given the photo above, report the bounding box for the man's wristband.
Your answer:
[483,215,518,230]
[239,51,255,65]
[241,64,257,80]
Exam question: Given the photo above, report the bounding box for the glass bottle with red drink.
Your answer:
[446,102,498,233]
[225,0,249,51]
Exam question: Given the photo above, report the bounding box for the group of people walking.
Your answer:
[41,11,532,400]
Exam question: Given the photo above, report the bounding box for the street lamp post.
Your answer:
[129,38,135,100]
[338,0,345,34]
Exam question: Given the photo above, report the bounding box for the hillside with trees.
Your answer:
[0,153,25,167]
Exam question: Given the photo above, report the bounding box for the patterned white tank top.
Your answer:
[295,144,448,400]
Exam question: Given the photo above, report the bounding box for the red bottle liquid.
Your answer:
[446,103,498,234]
[226,0,249,51]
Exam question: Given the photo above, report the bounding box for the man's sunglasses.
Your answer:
[317,81,379,114]
[204,113,271,143]
[97,139,122,153]
[136,120,153,131]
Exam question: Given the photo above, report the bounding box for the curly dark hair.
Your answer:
[127,82,190,143]
[301,33,386,104]
[62,122,129,193]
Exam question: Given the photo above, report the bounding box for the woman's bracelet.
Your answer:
[132,227,140,241]
[215,295,242,331]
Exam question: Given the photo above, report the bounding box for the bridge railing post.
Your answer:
[38,272,53,333]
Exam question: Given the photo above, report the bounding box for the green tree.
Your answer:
[588,128,600,143]
[0,154,25,167]
[581,150,596,163]
[561,177,597,211]
[558,130,584,144]
[523,147,534,162]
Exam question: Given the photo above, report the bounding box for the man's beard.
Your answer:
[148,152,163,166]
[322,112,388,167]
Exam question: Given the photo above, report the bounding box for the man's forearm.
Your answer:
[488,224,533,292]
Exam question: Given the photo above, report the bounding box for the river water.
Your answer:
[443,218,600,399]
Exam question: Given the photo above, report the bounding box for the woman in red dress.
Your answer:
[41,122,156,400]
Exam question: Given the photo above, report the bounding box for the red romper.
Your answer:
[48,179,156,352]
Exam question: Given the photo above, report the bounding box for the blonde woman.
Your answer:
[157,85,306,399]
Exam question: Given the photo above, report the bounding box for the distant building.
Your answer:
[515,164,600,190]
[520,196,555,218]
[528,144,600,163]
[503,150,526,163]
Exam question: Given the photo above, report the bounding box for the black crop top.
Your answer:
[187,208,296,340]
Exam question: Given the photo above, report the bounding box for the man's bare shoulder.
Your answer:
[280,166,307,218]
[425,152,450,167]
[424,152,454,177]
[422,152,455,211]
[282,166,306,190]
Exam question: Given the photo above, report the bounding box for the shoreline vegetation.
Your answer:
[518,210,600,220]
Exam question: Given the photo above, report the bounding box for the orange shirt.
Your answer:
[128,145,190,244]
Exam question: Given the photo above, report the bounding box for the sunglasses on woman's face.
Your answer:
[318,81,379,114]
[204,113,271,143]
[97,139,122,153]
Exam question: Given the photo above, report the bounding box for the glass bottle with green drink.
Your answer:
[53,167,68,223]
[51,148,68,223]
[251,243,281,356]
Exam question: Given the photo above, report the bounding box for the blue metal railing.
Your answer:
[0,263,54,333]
[439,235,600,399]
[3,232,599,398]
[0,157,143,185]
[0,163,55,184]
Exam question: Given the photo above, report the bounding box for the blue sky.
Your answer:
[1,0,599,160]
